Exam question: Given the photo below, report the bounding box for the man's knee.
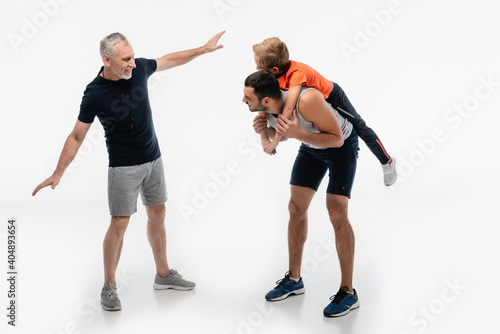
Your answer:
[327,195,349,222]
[110,216,130,234]
[288,186,315,218]
[147,203,166,222]
[288,198,308,218]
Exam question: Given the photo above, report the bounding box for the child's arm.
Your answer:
[264,84,302,154]
[258,112,271,143]
[255,111,275,155]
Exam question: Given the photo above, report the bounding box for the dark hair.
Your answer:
[244,70,281,100]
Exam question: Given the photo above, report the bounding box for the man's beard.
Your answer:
[249,102,267,112]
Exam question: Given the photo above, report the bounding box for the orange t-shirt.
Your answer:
[277,60,332,99]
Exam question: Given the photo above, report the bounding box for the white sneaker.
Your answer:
[382,158,397,186]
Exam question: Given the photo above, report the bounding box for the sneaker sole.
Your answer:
[384,175,397,186]
[101,303,121,311]
[323,301,360,317]
[153,283,195,291]
[265,287,305,301]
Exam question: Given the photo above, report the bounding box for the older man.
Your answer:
[242,70,360,317]
[33,31,225,311]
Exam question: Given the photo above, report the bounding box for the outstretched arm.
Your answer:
[32,120,91,196]
[155,31,225,72]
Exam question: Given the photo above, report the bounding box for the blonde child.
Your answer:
[252,37,397,186]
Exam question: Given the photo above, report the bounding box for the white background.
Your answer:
[1,0,499,333]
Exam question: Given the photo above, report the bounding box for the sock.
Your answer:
[341,286,354,294]
[290,276,300,282]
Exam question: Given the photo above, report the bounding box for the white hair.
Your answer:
[99,32,129,57]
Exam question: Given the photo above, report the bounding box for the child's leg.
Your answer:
[326,82,391,165]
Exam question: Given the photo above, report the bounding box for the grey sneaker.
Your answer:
[100,282,121,311]
[382,157,397,186]
[153,269,196,290]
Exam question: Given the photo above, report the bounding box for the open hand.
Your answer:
[32,174,61,196]
[204,31,225,52]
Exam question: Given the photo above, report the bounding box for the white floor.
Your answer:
[5,158,500,334]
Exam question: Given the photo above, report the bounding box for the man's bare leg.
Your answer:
[145,203,170,278]
[103,215,130,285]
[288,185,316,279]
[326,194,355,292]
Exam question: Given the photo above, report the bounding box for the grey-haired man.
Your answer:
[33,31,225,311]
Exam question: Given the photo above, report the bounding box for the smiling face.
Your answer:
[242,86,268,112]
[102,41,136,80]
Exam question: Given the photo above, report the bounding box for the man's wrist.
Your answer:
[288,128,304,141]
[52,169,64,179]
[199,45,210,54]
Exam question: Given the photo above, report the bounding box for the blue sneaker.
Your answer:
[265,271,305,301]
[323,287,359,317]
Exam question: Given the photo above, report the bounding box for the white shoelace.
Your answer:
[106,284,117,298]
[170,269,183,278]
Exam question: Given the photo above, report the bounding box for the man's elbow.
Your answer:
[69,130,86,145]
[329,136,344,148]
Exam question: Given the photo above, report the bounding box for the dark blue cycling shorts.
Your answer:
[290,130,359,198]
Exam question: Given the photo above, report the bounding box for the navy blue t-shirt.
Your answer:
[78,58,161,167]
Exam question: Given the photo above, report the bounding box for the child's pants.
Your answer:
[326,82,391,165]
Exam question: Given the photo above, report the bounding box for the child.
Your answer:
[252,37,397,186]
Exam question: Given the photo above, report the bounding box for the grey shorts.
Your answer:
[108,157,168,216]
